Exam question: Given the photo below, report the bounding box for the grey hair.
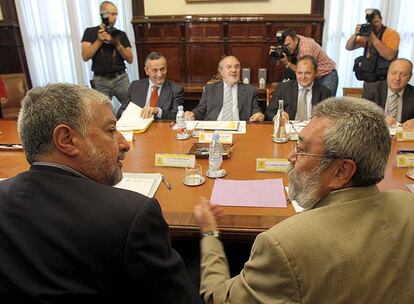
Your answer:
[217,55,240,72]
[144,51,166,67]
[312,97,391,186]
[100,1,116,12]
[17,83,111,164]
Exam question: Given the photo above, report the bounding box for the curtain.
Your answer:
[323,0,414,95]
[15,0,139,87]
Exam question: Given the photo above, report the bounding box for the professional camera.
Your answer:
[358,8,375,36]
[100,11,121,37]
[270,31,289,62]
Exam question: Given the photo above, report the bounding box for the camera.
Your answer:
[100,11,120,37]
[358,8,375,36]
[270,31,289,62]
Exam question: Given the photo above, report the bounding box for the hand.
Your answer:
[280,56,289,67]
[184,111,195,121]
[141,106,157,118]
[354,24,362,35]
[193,196,223,233]
[0,97,7,106]
[403,119,414,131]
[269,46,276,55]
[97,28,110,42]
[385,115,397,127]
[274,111,290,122]
[249,112,265,122]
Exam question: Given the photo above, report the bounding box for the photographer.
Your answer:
[81,1,133,115]
[346,9,399,82]
[270,29,338,96]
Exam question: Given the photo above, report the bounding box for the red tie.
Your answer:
[149,85,158,107]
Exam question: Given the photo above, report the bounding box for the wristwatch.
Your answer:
[201,230,220,238]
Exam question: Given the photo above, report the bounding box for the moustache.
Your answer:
[118,151,127,161]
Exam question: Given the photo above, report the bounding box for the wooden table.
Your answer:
[1,119,414,241]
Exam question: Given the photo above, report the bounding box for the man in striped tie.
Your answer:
[185,55,265,121]
[363,58,414,129]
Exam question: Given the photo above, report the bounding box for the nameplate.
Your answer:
[120,131,134,142]
[256,158,290,172]
[396,131,414,141]
[198,133,233,144]
[396,152,414,167]
[155,154,195,168]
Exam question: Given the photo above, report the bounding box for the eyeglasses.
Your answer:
[293,143,331,159]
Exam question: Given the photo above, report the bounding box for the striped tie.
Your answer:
[295,87,309,121]
[221,85,233,121]
[387,92,399,120]
[149,85,158,107]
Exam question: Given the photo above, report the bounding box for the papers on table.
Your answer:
[195,121,239,131]
[210,179,287,208]
[406,184,414,193]
[115,173,162,198]
[176,121,247,134]
[117,103,153,133]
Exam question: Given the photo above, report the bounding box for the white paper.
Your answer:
[285,186,304,213]
[117,103,154,131]
[115,173,162,198]
[176,121,246,134]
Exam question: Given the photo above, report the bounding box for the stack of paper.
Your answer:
[115,173,162,198]
[117,103,153,133]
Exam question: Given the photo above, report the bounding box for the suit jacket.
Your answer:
[191,82,262,121]
[200,186,414,303]
[265,80,332,121]
[0,165,199,303]
[362,81,414,123]
[117,78,184,120]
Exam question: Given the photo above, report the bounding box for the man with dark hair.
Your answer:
[0,83,200,303]
[81,1,133,114]
[346,8,399,82]
[271,29,338,96]
[265,55,332,121]
[194,97,414,303]
[117,51,184,119]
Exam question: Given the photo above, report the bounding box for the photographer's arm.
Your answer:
[114,42,133,64]
[280,56,296,72]
[346,25,363,50]
[370,33,398,61]
[81,28,107,61]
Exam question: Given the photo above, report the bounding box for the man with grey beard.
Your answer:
[193,97,414,303]
[0,83,200,303]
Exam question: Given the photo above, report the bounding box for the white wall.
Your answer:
[143,0,311,16]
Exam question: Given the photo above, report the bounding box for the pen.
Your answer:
[289,121,298,133]
[161,174,172,190]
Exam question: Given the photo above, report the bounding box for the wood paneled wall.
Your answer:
[131,0,325,84]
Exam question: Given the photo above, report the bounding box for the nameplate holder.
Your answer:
[155,154,195,168]
[396,130,414,141]
[396,151,414,167]
[256,158,290,172]
[198,132,233,144]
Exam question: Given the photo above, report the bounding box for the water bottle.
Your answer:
[175,105,188,140]
[273,100,288,143]
[208,132,224,177]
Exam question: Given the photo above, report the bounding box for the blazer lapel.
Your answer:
[291,82,299,115]
[237,83,245,114]
[211,82,224,120]
[311,84,320,106]
[158,81,170,109]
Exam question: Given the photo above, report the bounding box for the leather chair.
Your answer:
[0,73,28,119]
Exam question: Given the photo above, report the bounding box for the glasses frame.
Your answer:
[293,143,333,159]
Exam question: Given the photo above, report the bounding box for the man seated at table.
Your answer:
[0,83,200,303]
[193,96,414,303]
[265,55,332,121]
[184,55,264,121]
[362,58,414,129]
[117,51,184,120]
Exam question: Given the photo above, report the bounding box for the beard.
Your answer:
[83,142,125,186]
[287,161,330,210]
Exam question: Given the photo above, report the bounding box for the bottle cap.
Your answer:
[178,105,184,111]
[212,133,220,141]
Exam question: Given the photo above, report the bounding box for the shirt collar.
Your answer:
[387,87,404,98]
[32,161,93,181]
[149,79,163,90]
[298,82,314,91]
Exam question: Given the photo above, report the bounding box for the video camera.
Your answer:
[358,8,376,37]
[270,31,290,62]
[100,11,121,37]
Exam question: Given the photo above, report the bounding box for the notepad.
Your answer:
[115,173,162,198]
[116,103,153,133]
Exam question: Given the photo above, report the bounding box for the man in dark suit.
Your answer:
[265,55,332,121]
[185,55,264,121]
[362,58,414,129]
[116,51,184,120]
[0,83,200,303]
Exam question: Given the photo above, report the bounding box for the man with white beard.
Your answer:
[193,97,414,304]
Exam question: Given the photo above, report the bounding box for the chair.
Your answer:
[0,73,28,119]
[342,87,363,98]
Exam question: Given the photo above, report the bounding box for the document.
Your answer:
[176,121,246,134]
[115,173,162,198]
[116,103,153,133]
[210,179,287,208]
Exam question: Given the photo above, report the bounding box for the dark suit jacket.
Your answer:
[117,79,184,120]
[191,82,262,121]
[362,81,414,123]
[265,80,332,121]
[0,165,199,303]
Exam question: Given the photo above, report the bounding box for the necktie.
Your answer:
[221,85,233,121]
[295,87,309,121]
[387,92,399,120]
[149,85,158,107]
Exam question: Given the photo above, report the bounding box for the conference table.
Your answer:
[1,119,414,241]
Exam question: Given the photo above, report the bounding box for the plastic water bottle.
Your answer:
[208,132,223,177]
[273,99,288,143]
[175,105,188,140]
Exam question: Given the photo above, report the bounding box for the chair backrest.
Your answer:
[0,73,28,118]
[342,87,363,98]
